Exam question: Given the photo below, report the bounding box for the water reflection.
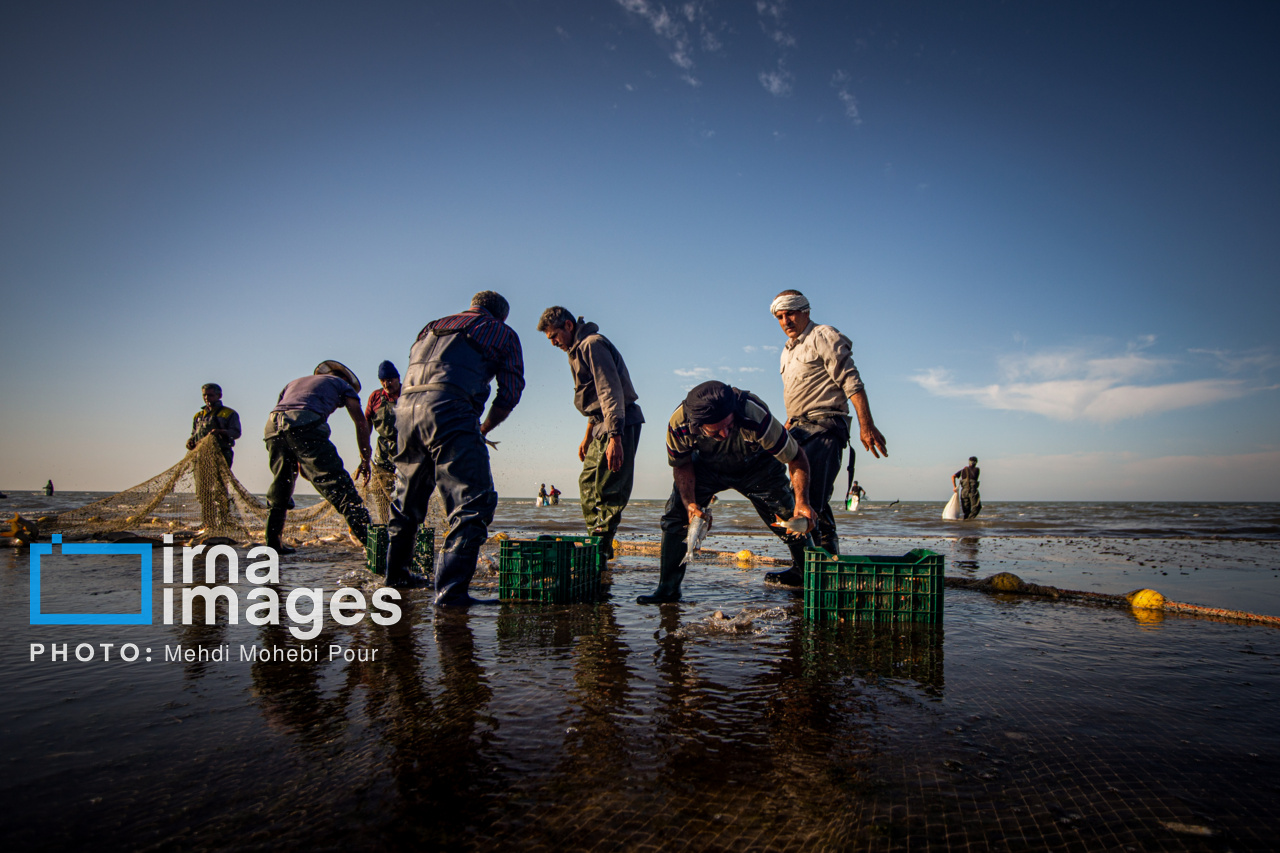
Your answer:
[950,536,980,575]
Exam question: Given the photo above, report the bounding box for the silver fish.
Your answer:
[484,438,500,449]
[681,501,715,565]
[770,514,809,536]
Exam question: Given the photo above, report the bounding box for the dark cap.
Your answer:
[969,456,978,462]
[377,360,399,381]
[683,381,736,426]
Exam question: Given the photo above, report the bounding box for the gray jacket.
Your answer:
[567,319,644,438]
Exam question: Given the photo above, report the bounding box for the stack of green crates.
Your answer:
[365,524,434,576]
[803,548,943,623]
[498,535,605,604]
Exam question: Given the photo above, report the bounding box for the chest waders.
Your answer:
[386,323,499,605]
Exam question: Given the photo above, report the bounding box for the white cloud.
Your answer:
[674,367,714,379]
[759,65,793,97]
[913,340,1274,423]
[831,70,861,123]
[739,367,764,373]
[743,345,758,353]
[615,0,719,85]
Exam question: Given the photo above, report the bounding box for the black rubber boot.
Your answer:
[765,538,810,587]
[385,522,430,588]
[265,507,295,555]
[636,557,686,604]
[434,550,497,607]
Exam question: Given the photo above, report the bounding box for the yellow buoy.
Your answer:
[299,524,311,533]
[989,572,1024,591]
[1126,588,1165,610]
[736,549,754,561]
[494,531,509,541]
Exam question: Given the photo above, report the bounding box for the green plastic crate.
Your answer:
[803,548,943,624]
[365,524,434,576]
[498,535,604,604]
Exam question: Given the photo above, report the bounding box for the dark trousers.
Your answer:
[659,454,812,574]
[265,421,370,539]
[790,418,849,554]
[579,423,642,557]
[388,393,497,569]
[961,485,982,519]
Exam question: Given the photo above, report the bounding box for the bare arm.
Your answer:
[849,389,887,458]
[673,462,702,521]
[344,396,372,481]
[480,404,512,436]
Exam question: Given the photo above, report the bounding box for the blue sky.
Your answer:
[2,1,1278,502]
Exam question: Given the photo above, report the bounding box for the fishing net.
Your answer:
[50,436,444,547]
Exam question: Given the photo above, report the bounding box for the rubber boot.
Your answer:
[434,550,497,607]
[764,538,810,588]
[265,507,295,555]
[637,538,687,604]
[385,522,430,589]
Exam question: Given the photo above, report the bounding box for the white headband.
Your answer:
[770,293,810,314]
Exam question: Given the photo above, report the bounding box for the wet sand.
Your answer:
[3,530,1279,851]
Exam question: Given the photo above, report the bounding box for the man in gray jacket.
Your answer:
[538,306,644,559]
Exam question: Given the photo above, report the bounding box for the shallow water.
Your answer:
[3,495,1280,849]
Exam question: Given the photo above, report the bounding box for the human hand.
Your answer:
[860,423,888,458]
[578,437,590,462]
[605,435,623,472]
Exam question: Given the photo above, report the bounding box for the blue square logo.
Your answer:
[30,534,153,625]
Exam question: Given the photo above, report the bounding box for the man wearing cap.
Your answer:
[951,457,982,519]
[537,306,645,559]
[263,361,373,554]
[186,383,241,467]
[386,291,525,604]
[637,380,816,604]
[772,289,887,565]
[364,360,402,521]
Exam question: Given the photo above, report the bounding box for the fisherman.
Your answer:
[772,290,887,561]
[43,480,54,496]
[849,481,867,502]
[549,485,561,505]
[638,380,815,604]
[263,361,372,554]
[537,306,644,558]
[538,484,548,505]
[364,361,402,520]
[951,456,982,519]
[385,291,525,604]
[186,383,241,467]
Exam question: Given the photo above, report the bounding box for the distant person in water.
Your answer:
[951,456,982,519]
[549,485,561,505]
[537,306,645,560]
[849,481,866,501]
[186,383,241,467]
[44,480,54,496]
[538,484,548,504]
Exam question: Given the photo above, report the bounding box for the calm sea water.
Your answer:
[492,497,1280,542]
[3,491,1280,848]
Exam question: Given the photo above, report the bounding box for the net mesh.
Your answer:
[51,436,445,547]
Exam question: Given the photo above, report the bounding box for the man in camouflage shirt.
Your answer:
[187,383,242,466]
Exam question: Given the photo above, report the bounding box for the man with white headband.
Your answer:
[770,289,888,584]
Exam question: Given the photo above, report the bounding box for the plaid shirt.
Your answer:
[419,308,525,411]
